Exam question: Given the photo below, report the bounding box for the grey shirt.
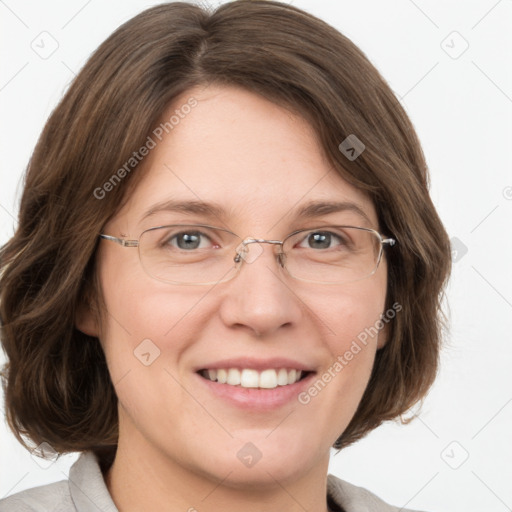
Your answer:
[0,452,424,511]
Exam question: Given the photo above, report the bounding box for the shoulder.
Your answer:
[0,480,73,512]
[0,452,117,512]
[327,473,429,512]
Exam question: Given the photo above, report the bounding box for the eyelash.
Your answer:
[164,229,347,251]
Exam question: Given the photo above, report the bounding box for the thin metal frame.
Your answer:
[99,224,396,285]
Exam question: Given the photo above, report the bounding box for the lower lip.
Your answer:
[195,371,316,410]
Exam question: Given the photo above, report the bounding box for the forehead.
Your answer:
[110,84,378,233]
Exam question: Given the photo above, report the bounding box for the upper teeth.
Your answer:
[202,368,304,389]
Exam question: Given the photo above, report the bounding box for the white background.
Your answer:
[1,1,511,511]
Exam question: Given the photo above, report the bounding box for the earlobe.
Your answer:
[377,321,390,350]
[75,301,100,337]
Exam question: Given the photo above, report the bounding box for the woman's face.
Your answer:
[82,84,388,487]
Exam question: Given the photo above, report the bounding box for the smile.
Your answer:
[198,368,309,389]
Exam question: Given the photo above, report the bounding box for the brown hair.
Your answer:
[0,0,451,466]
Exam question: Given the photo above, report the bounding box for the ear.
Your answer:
[376,319,390,350]
[75,299,100,337]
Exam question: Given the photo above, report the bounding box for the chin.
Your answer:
[186,435,327,489]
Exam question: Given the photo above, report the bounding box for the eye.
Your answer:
[297,230,346,250]
[164,229,216,251]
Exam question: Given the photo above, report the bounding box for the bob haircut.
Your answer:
[0,0,451,468]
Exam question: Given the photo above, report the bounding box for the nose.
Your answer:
[218,240,303,337]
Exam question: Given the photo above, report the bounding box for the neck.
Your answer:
[104,431,332,512]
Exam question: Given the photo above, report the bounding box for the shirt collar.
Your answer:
[67,451,360,512]
[68,452,118,512]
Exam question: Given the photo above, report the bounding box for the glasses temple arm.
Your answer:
[99,234,139,247]
[382,238,396,247]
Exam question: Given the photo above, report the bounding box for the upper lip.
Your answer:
[195,357,317,373]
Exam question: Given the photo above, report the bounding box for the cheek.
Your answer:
[329,294,384,385]
[95,247,203,377]
[295,284,386,437]
[96,261,209,439]
[306,276,387,352]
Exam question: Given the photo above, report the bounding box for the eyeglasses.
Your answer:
[99,224,396,286]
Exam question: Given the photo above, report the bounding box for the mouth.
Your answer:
[197,367,312,389]
[197,368,314,389]
[196,367,316,410]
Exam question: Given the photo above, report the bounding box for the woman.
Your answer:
[0,1,451,510]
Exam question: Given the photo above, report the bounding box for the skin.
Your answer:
[76,84,389,512]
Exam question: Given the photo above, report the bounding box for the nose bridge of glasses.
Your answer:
[234,238,284,266]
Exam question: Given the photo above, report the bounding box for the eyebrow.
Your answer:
[140,199,372,226]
